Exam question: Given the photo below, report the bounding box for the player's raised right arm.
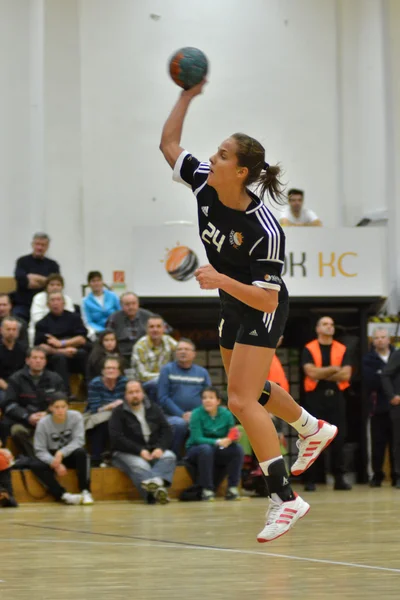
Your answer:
[159,80,206,169]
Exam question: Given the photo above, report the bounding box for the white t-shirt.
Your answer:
[280,206,319,225]
[379,352,390,364]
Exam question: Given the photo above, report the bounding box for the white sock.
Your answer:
[259,456,283,476]
[271,493,283,504]
[290,408,318,437]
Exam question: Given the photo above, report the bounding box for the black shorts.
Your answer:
[218,300,289,350]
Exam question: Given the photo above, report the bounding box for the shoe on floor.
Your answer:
[141,477,164,494]
[304,482,316,492]
[291,420,338,476]
[81,490,94,505]
[369,477,382,488]
[334,477,352,491]
[201,489,215,502]
[154,486,170,505]
[225,486,240,500]
[257,493,310,543]
[61,492,82,505]
[0,489,18,508]
[395,478,400,489]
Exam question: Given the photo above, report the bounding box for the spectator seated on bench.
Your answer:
[81,271,120,342]
[28,274,74,347]
[109,380,176,504]
[184,387,244,502]
[31,393,93,505]
[2,346,65,455]
[35,292,89,394]
[87,329,126,381]
[158,338,211,458]
[85,357,127,467]
[131,314,177,403]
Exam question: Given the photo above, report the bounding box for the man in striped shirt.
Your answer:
[131,315,178,403]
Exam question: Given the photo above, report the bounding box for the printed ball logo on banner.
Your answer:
[164,245,199,282]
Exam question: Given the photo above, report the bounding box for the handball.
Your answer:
[165,245,199,281]
[169,47,208,90]
[0,449,14,471]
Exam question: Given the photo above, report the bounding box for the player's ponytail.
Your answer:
[231,132,286,206]
[256,163,285,206]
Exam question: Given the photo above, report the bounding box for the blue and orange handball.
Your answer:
[168,47,208,90]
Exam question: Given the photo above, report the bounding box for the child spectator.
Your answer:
[87,329,125,381]
[32,392,93,505]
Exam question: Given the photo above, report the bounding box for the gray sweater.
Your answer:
[34,410,85,465]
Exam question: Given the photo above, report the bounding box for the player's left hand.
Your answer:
[195,264,223,290]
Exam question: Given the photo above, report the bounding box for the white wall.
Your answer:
[0,1,32,273]
[0,0,398,305]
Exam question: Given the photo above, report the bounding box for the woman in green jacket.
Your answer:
[185,387,244,501]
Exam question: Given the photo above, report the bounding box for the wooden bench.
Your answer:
[0,277,16,294]
[11,466,227,503]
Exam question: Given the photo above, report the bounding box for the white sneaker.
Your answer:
[257,493,310,543]
[141,477,164,494]
[81,490,94,505]
[291,420,338,476]
[201,489,215,502]
[61,492,82,505]
[154,486,170,505]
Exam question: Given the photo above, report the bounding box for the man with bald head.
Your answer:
[106,292,154,362]
[34,292,88,393]
[301,316,352,491]
[363,328,395,486]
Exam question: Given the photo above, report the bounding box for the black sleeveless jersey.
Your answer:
[173,150,288,308]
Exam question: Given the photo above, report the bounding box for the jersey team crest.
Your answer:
[229,230,244,248]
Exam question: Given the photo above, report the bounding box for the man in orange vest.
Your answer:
[302,316,352,492]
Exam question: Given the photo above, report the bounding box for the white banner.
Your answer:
[132,225,387,298]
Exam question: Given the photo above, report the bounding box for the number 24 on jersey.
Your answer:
[201,222,226,253]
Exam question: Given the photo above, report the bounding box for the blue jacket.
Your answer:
[158,361,211,417]
[82,289,120,332]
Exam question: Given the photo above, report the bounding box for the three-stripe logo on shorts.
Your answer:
[263,310,276,332]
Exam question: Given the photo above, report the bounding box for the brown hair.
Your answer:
[45,273,65,289]
[231,133,285,205]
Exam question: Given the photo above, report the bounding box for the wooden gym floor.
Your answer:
[1,485,399,600]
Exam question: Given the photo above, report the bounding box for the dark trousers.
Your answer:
[303,389,346,483]
[30,448,91,500]
[185,443,244,490]
[390,405,400,479]
[370,412,394,482]
[0,416,12,446]
[47,349,88,393]
[10,423,35,457]
[0,469,13,496]
[87,422,110,462]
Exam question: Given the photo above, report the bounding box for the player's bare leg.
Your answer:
[261,382,338,476]
[222,346,338,477]
[220,344,310,542]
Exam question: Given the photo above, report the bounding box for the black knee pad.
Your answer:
[258,380,272,407]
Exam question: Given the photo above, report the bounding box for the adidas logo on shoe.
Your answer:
[249,330,258,336]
